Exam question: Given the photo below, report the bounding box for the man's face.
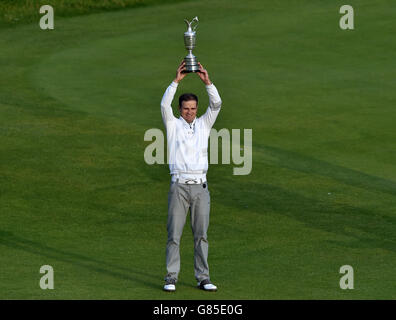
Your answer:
[179,100,197,124]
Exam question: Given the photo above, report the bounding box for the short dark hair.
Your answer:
[179,93,198,108]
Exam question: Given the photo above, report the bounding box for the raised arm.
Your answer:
[160,82,178,126]
[161,61,188,127]
[197,62,222,129]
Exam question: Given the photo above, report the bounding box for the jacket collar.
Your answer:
[179,116,196,129]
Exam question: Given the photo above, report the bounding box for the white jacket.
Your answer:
[160,81,222,181]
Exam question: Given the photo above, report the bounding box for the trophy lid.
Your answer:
[184,16,199,35]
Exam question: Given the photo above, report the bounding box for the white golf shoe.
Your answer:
[197,279,217,291]
[163,279,176,292]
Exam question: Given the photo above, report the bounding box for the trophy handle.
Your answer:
[191,16,199,31]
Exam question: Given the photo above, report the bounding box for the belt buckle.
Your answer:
[185,179,198,184]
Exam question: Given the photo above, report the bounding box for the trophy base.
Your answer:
[184,56,199,73]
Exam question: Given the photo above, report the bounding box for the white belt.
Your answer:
[171,170,207,174]
[176,177,206,185]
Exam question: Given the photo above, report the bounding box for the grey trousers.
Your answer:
[164,180,211,283]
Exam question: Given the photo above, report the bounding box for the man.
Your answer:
[161,60,222,292]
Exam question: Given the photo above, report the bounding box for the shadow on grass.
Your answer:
[258,144,396,197]
[0,230,163,292]
[213,144,396,252]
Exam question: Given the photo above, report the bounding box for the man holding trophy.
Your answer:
[161,17,222,292]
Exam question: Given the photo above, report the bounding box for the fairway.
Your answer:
[1,0,396,299]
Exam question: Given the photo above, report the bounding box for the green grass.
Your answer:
[1,0,396,299]
[0,0,186,27]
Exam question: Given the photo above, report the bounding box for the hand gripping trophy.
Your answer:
[183,16,199,73]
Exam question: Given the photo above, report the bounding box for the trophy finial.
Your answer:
[184,16,199,33]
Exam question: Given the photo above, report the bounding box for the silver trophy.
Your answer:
[183,16,199,73]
